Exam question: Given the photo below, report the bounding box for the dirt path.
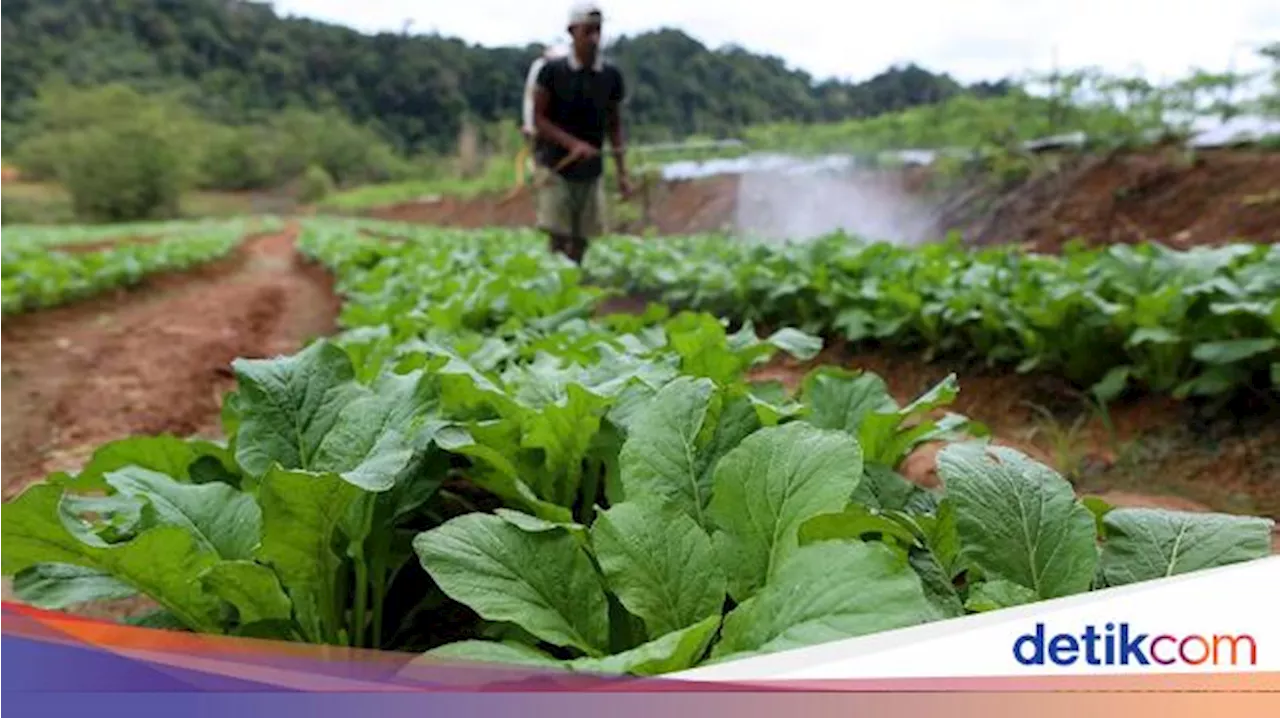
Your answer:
[361,174,741,236]
[1,226,341,497]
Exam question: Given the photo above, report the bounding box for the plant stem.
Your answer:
[350,498,376,648]
[352,551,368,648]
[370,544,388,649]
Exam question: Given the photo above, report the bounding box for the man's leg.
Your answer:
[535,166,576,260]
[568,174,606,265]
[557,177,591,265]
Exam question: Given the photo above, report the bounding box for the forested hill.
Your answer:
[1,0,1011,152]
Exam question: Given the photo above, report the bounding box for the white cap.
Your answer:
[568,2,602,26]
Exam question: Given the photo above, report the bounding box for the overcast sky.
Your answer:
[271,0,1278,84]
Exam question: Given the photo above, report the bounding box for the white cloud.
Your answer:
[269,0,1279,82]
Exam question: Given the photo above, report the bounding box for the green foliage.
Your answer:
[586,234,1280,401]
[197,124,278,191]
[265,109,409,187]
[0,218,275,314]
[1,218,1271,678]
[59,119,188,221]
[16,83,203,221]
[13,81,410,197]
[2,1,997,154]
[298,165,336,204]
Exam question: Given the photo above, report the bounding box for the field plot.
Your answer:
[586,229,1280,518]
[1,218,283,314]
[2,217,1274,677]
[1,223,339,496]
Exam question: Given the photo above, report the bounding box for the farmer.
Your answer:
[529,2,632,264]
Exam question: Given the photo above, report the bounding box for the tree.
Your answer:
[1,0,994,150]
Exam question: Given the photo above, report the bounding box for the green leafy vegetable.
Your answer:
[591,498,726,639]
[708,422,864,601]
[1098,508,1274,587]
[414,512,611,656]
[937,443,1097,599]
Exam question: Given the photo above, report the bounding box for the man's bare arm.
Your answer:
[606,101,627,180]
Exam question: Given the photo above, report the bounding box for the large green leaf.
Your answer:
[254,467,364,643]
[617,376,717,524]
[417,640,566,669]
[435,421,574,523]
[232,341,364,476]
[11,563,138,609]
[199,560,292,625]
[852,464,937,513]
[104,467,261,560]
[416,614,721,677]
[798,504,920,548]
[2,484,223,631]
[233,342,437,490]
[413,512,611,656]
[800,367,898,435]
[707,422,864,602]
[695,390,764,487]
[520,382,611,507]
[937,443,1097,599]
[571,614,721,676]
[591,498,726,639]
[1098,508,1274,587]
[1191,338,1278,364]
[712,540,942,661]
[665,313,744,386]
[57,435,239,492]
[964,579,1039,613]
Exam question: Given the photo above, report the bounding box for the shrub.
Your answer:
[197,124,278,191]
[268,109,403,186]
[58,119,190,221]
[298,164,335,203]
[14,83,198,221]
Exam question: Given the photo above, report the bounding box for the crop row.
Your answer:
[584,233,1280,402]
[0,218,280,314]
[2,219,1272,679]
[1,217,278,249]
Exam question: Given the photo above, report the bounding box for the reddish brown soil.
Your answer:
[367,189,536,228]
[953,149,1280,251]
[638,175,739,235]
[363,174,740,236]
[358,149,1280,253]
[1,225,340,621]
[0,226,341,497]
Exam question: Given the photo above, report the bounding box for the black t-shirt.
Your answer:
[534,56,625,181]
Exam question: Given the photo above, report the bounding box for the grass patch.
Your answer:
[1,181,287,225]
[321,154,518,211]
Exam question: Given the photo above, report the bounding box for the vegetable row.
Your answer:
[1,218,280,314]
[584,233,1280,402]
[2,219,1272,681]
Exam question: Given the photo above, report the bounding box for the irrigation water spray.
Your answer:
[732,156,940,246]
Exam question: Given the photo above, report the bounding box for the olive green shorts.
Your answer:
[535,166,606,239]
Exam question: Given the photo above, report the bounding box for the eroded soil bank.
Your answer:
[1,227,341,497]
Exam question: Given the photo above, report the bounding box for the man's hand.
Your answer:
[564,138,600,164]
[617,171,633,199]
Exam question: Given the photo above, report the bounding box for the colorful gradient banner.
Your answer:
[4,601,1277,716]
